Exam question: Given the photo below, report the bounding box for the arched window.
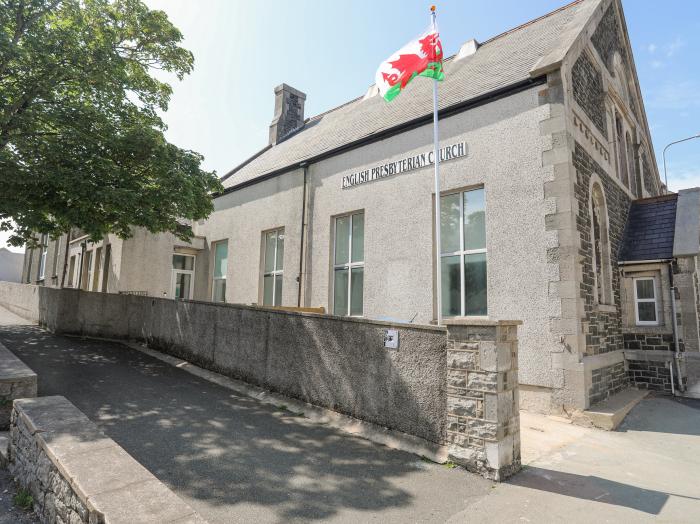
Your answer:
[625,131,637,197]
[615,114,628,188]
[590,183,612,304]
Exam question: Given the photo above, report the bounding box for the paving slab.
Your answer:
[579,387,648,430]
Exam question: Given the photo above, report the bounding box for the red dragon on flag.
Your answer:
[376,29,444,102]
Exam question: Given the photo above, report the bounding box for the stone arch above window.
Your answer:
[590,181,613,305]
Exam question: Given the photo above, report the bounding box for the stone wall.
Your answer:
[623,333,679,352]
[8,396,205,523]
[445,320,521,481]
[589,361,628,405]
[9,405,91,523]
[0,343,37,430]
[574,142,631,357]
[627,358,673,392]
[0,281,522,480]
[572,52,607,138]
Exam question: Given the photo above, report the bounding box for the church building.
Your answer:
[22,0,700,411]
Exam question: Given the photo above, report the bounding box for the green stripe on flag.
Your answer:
[384,63,445,102]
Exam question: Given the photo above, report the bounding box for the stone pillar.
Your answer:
[444,319,521,481]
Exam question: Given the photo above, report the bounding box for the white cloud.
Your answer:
[0,230,25,253]
[665,37,684,57]
[650,60,664,69]
[647,43,657,53]
[647,81,700,110]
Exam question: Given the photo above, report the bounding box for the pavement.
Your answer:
[0,467,38,524]
[1,304,699,523]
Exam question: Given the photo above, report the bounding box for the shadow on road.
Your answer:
[510,466,700,515]
[0,324,487,523]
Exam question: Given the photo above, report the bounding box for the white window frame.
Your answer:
[38,234,48,280]
[211,240,228,302]
[262,228,284,306]
[333,212,364,317]
[440,188,487,318]
[633,277,659,326]
[171,253,195,300]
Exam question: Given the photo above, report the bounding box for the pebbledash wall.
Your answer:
[0,281,521,480]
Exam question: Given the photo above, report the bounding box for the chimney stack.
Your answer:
[269,84,306,145]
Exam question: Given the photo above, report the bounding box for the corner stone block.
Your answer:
[444,319,522,481]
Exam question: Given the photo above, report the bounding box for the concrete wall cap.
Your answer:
[443,318,523,327]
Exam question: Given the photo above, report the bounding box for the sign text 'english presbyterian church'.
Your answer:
[341,141,467,189]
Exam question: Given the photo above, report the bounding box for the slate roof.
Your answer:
[221,0,596,190]
[619,194,678,262]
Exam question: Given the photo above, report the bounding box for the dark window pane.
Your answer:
[213,279,226,303]
[335,216,350,265]
[350,267,363,315]
[351,213,364,263]
[263,274,274,305]
[172,255,194,270]
[214,242,228,279]
[175,273,191,299]
[636,279,655,300]
[441,255,461,317]
[464,188,486,251]
[465,253,487,316]
[638,302,656,322]
[440,193,461,254]
[276,231,284,270]
[274,274,283,306]
[264,231,276,273]
[334,269,349,316]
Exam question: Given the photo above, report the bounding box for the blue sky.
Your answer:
[2,0,698,252]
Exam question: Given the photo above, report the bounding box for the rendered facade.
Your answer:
[21,0,700,411]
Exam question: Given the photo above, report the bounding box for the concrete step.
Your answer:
[0,431,8,467]
[580,388,649,430]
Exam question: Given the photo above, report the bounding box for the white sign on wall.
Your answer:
[384,329,399,349]
[341,141,467,189]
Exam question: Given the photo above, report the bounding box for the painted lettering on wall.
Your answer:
[341,142,467,189]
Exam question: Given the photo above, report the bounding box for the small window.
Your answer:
[262,229,284,306]
[212,241,228,303]
[634,277,658,325]
[333,212,364,316]
[440,188,487,317]
[38,234,48,280]
[172,254,195,300]
[67,255,76,287]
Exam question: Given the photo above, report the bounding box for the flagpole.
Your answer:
[431,5,442,325]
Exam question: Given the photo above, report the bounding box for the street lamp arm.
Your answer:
[662,133,700,194]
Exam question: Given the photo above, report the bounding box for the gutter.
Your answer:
[215,76,547,197]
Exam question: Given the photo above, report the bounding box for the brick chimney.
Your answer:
[269,84,306,145]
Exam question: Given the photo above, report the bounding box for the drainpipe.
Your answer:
[297,163,309,307]
[668,264,684,394]
[77,241,86,290]
[59,229,72,288]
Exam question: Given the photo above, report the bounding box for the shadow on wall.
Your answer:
[0,324,462,522]
[511,466,700,515]
[24,287,448,447]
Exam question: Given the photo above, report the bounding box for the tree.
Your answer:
[0,0,222,247]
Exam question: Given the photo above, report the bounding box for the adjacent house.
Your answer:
[22,0,700,411]
[0,248,23,283]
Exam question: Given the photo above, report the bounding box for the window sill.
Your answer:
[596,303,617,313]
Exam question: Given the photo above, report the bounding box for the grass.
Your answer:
[443,461,458,469]
[13,488,33,511]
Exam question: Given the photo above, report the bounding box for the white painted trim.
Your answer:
[633,276,659,326]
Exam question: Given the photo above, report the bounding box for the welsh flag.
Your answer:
[375,27,445,102]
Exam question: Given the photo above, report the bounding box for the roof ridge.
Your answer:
[632,194,678,205]
[300,0,583,126]
[480,0,584,45]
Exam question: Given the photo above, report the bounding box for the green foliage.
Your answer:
[13,488,33,510]
[0,0,222,247]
